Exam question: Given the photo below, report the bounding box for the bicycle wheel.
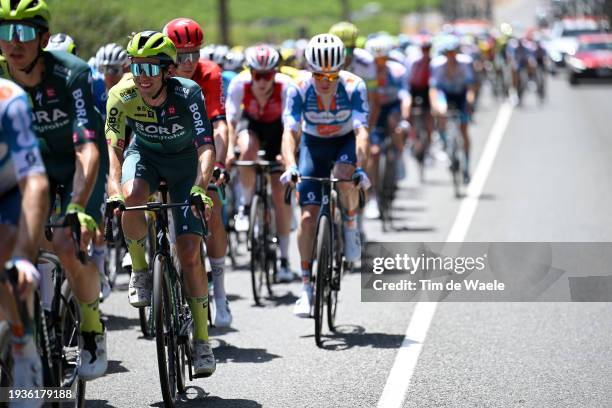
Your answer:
[58,281,86,407]
[264,203,276,293]
[379,144,397,231]
[138,218,157,338]
[153,254,178,407]
[328,209,343,332]
[249,195,266,305]
[173,279,187,394]
[312,215,331,348]
[0,321,12,401]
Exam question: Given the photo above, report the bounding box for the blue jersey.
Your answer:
[430,54,475,94]
[283,70,369,138]
[90,67,108,120]
[221,71,237,100]
[374,60,409,106]
[0,79,45,196]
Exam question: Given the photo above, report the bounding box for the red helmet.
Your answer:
[245,44,280,71]
[163,18,204,49]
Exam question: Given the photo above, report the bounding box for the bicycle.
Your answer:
[234,152,283,306]
[376,131,399,232]
[409,105,430,183]
[445,107,466,198]
[106,183,209,407]
[285,175,364,347]
[0,213,87,407]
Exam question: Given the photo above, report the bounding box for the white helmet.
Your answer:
[212,45,229,66]
[365,35,394,58]
[245,44,279,71]
[200,44,216,60]
[305,34,345,73]
[46,33,77,55]
[95,43,128,67]
[224,51,245,72]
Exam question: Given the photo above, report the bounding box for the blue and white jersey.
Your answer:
[430,54,475,94]
[374,60,409,105]
[283,70,369,138]
[90,67,108,120]
[0,79,45,196]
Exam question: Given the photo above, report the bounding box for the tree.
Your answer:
[219,0,230,45]
[340,0,351,21]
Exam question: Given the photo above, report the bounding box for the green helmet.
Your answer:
[127,31,177,64]
[0,0,50,28]
[329,21,358,48]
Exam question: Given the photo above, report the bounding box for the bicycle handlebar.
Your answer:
[46,213,86,264]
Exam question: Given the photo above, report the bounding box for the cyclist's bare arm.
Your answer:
[107,146,124,199]
[72,142,100,208]
[281,128,300,168]
[15,174,49,261]
[194,144,216,191]
[355,126,369,170]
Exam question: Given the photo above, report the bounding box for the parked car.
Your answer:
[566,33,612,84]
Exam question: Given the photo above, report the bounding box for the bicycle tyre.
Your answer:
[153,254,178,407]
[0,321,12,401]
[59,281,86,407]
[264,202,276,294]
[249,195,266,305]
[313,215,331,348]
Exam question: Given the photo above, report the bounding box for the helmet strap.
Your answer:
[21,37,44,75]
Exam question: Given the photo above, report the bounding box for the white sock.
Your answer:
[210,257,226,301]
[91,244,107,277]
[240,186,254,207]
[278,234,290,260]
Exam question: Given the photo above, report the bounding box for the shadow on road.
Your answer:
[87,400,118,408]
[106,359,129,375]
[301,324,406,351]
[210,339,281,364]
[266,291,299,306]
[101,313,140,331]
[150,386,263,407]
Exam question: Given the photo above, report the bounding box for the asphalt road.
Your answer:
[84,1,612,407]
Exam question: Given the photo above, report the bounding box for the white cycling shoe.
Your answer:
[293,286,312,318]
[214,298,233,328]
[192,339,216,378]
[78,325,108,381]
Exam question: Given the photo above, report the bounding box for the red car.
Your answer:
[566,33,612,84]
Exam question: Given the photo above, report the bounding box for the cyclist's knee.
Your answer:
[176,235,202,272]
[124,179,149,206]
[300,208,318,233]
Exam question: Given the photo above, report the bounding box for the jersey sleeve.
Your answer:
[225,75,244,124]
[282,82,303,132]
[104,86,128,150]
[3,94,46,180]
[350,79,369,130]
[201,63,226,121]
[67,68,102,146]
[187,85,215,148]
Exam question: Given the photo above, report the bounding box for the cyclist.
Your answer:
[226,44,295,282]
[45,32,77,54]
[506,35,536,103]
[0,0,109,380]
[363,35,410,220]
[163,17,233,327]
[105,31,217,376]
[281,34,370,317]
[402,36,434,164]
[95,43,129,104]
[0,78,49,399]
[430,37,475,184]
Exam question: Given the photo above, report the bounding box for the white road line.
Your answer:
[376,101,515,408]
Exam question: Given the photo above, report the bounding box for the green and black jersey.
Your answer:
[0,51,105,159]
[105,76,214,154]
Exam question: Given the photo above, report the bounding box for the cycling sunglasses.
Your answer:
[177,51,200,65]
[252,70,274,81]
[130,62,162,77]
[313,71,340,82]
[98,65,123,76]
[0,23,38,42]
